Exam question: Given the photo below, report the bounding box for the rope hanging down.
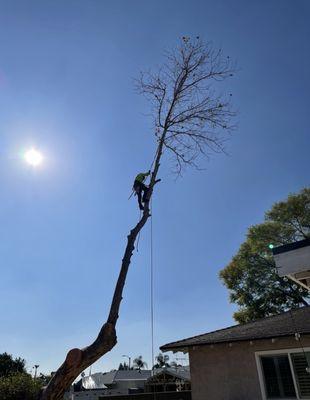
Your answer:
[150,199,157,400]
[150,199,155,372]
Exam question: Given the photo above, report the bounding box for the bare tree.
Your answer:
[40,37,235,400]
[136,37,235,174]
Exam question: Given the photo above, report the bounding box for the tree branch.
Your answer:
[40,37,235,399]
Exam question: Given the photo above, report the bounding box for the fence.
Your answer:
[98,390,191,400]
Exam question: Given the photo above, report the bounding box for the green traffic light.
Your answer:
[268,244,274,249]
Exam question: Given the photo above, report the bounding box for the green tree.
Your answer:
[220,188,310,324]
[0,353,26,378]
[0,372,42,400]
[118,362,132,370]
[133,356,147,370]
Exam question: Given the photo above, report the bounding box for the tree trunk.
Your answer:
[39,37,234,399]
[40,137,165,400]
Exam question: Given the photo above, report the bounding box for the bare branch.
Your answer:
[40,37,236,400]
[136,37,236,172]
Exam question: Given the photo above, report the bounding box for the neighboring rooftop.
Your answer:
[272,238,310,255]
[114,370,151,381]
[82,371,117,389]
[161,307,310,352]
[154,366,190,381]
[81,367,190,390]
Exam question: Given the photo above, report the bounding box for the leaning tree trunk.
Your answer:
[39,37,233,399]
[39,134,166,400]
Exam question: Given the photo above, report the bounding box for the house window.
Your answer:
[258,350,310,400]
[291,352,310,399]
[261,355,296,398]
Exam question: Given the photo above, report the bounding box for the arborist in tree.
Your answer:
[133,171,151,210]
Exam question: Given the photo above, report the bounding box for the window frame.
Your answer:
[255,347,310,400]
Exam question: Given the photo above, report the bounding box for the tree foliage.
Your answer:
[118,362,132,370]
[220,188,310,324]
[0,352,43,400]
[0,373,42,400]
[0,353,26,378]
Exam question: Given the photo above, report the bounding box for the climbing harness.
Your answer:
[128,141,159,202]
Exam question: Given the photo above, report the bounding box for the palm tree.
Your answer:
[153,353,170,369]
[132,356,147,370]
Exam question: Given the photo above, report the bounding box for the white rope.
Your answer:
[150,199,155,373]
[150,198,158,399]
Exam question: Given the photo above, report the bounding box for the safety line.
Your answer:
[150,199,157,399]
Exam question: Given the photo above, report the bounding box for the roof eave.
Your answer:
[161,331,310,352]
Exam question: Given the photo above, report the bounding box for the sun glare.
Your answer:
[24,148,43,167]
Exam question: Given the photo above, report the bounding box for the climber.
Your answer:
[133,171,150,210]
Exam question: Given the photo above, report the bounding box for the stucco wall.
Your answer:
[189,335,310,400]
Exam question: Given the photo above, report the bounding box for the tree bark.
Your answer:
[40,138,164,400]
[39,38,232,399]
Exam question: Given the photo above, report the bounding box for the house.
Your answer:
[161,307,310,400]
[73,367,191,400]
[145,366,190,393]
[273,238,310,290]
[73,370,150,399]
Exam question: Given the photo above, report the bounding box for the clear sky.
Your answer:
[0,0,309,376]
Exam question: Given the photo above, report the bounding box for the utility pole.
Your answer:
[33,365,39,379]
[122,355,131,370]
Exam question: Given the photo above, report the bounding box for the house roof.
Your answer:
[81,367,190,389]
[114,370,152,380]
[272,238,310,255]
[100,371,118,385]
[161,307,310,351]
[82,372,114,389]
[150,367,190,381]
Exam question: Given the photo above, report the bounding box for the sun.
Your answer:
[24,148,43,167]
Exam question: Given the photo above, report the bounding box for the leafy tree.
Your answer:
[118,362,132,370]
[133,356,147,370]
[0,372,42,400]
[0,353,26,378]
[41,38,235,400]
[153,353,170,369]
[0,353,45,400]
[220,188,310,323]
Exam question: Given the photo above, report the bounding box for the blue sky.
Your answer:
[0,0,309,375]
